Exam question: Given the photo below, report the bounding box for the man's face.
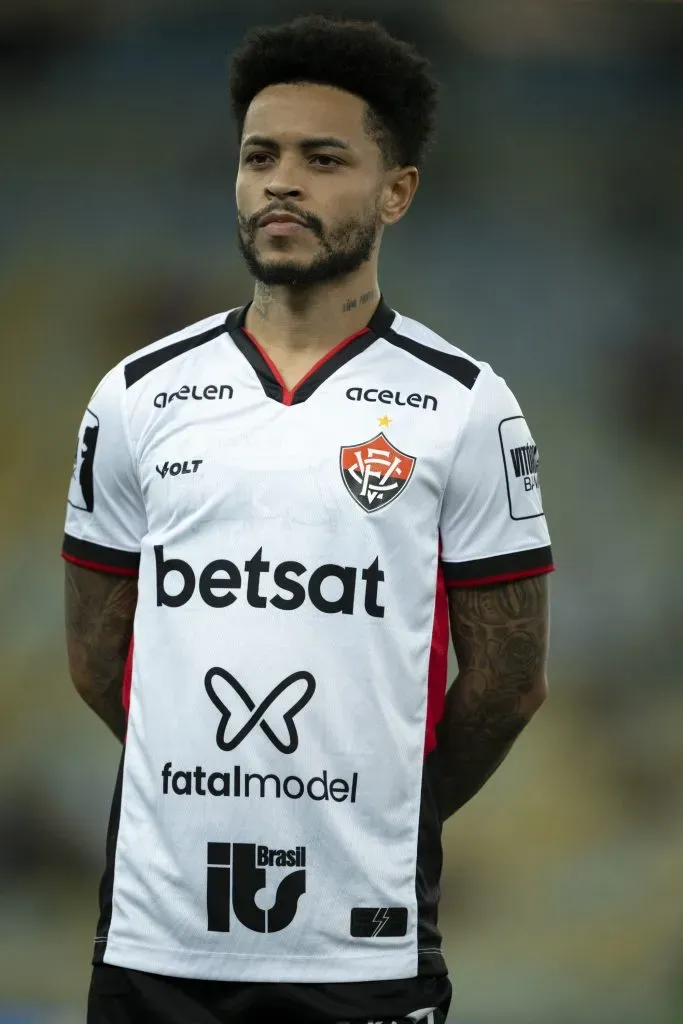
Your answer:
[235,83,386,287]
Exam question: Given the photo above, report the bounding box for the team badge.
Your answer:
[340,433,415,513]
[67,407,99,512]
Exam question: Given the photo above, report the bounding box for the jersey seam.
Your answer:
[376,333,478,393]
[441,540,551,566]
[435,367,484,524]
[119,365,147,531]
[103,938,413,960]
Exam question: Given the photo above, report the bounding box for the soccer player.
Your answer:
[63,15,553,1024]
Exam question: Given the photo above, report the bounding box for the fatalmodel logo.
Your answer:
[160,666,359,803]
[207,841,306,933]
[205,667,315,753]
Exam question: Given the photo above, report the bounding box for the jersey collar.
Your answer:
[225,298,395,406]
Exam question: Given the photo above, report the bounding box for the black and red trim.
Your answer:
[62,534,140,576]
[424,560,449,758]
[225,299,395,406]
[124,321,226,389]
[442,545,554,587]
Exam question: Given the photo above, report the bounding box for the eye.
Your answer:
[310,155,342,168]
[244,152,273,166]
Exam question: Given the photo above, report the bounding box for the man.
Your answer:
[63,15,553,1024]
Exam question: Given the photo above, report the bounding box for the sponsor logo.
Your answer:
[207,841,306,933]
[340,433,415,513]
[350,907,408,938]
[509,443,539,483]
[153,384,233,408]
[161,763,358,803]
[155,459,203,478]
[205,667,315,753]
[68,408,99,512]
[161,667,359,802]
[498,416,545,520]
[154,545,385,617]
[346,386,437,412]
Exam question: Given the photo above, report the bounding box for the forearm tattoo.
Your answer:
[65,563,138,743]
[436,574,550,819]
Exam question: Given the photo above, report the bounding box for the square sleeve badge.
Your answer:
[68,408,100,512]
[498,416,545,520]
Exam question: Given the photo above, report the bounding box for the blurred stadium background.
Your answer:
[1,0,682,1021]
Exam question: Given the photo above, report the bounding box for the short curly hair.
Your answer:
[229,15,439,170]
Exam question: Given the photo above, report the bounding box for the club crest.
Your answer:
[340,433,415,513]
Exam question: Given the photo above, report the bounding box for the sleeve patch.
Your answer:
[67,408,100,513]
[498,416,545,521]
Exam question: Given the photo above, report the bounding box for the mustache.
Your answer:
[240,204,323,239]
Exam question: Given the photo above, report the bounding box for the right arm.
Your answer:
[62,363,145,741]
[65,563,137,743]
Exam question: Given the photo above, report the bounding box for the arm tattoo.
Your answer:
[436,574,550,820]
[64,563,138,743]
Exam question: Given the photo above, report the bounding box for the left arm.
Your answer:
[435,573,550,820]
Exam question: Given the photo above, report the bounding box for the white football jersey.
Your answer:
[63,300,553,984]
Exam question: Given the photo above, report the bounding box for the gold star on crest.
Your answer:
[377,415,392,428]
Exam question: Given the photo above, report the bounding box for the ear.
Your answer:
[380,166,419,226]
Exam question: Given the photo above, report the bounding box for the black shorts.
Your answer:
[87,963,452,1024]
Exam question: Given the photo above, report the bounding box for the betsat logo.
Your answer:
[207,841,306,933]
[154,545,385,617]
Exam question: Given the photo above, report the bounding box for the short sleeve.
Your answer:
[440,366,554,587]
[62,365,146,575]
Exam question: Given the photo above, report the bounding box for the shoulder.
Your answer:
[121,310,232,390]
[385,310,487,392]
[388,309,522,409]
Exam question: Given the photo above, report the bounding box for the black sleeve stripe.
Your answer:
[442,545,554,584]
[62,534,140,572]
[384,328,480,390]
[124,322,228,389]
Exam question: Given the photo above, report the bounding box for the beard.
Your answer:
[236,202,380,287]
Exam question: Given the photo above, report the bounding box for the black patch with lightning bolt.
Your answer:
[350,907,408,937]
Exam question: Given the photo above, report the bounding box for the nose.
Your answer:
[265,181,303,200]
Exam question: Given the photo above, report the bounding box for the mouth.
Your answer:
[262,222,307,238]
[259,212,308,228]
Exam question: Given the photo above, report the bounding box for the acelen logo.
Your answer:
[154,545,385,617]
[154,384,233,408]
[207,841,306,933]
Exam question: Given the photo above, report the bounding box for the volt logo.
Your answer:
[156,459,202,478]
[204,668,315,753]
[207,842,306,933]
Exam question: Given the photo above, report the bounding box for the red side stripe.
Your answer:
[446,564,555,588]
[424,557,449,759]
[61,552,139,577]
